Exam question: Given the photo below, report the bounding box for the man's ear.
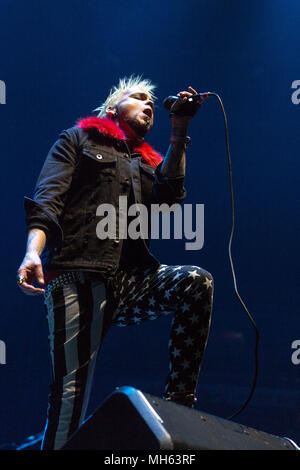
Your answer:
[106,106,118,120]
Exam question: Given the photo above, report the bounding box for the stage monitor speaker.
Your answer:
[62,386,298,450]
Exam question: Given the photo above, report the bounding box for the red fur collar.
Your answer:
[76,116,163,167]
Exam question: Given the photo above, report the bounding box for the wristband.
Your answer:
[170,135,191,147]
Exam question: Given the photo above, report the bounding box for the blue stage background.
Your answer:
[0,0,299,447]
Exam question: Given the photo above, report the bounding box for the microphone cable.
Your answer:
[205,92,260,421]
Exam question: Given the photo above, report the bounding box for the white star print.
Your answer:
[162,310,172,316]
[132,316,141,323]
[170,370,179,380]
[159,265,168,272]
[116,316,126,322]
[146,310,156,317]
[190,313,199,324]
[188,270,201,279]
[181,360,190,370]
[173,266,182,271]
[148,297,155,306]
[133,306,141,315]
[164,290,171,300]
[158,280,167,290]
[172,347,181,358]
[193,291,203,301]
[203,277,213,289]
[177,382,186,392]
[184,336,194,347]
[181,302,190,312]
[173,272,183,281]
[174,324,185,335]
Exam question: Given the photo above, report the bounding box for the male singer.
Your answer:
[17,76,213,450]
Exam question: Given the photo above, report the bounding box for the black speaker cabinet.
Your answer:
[62,386,298,450]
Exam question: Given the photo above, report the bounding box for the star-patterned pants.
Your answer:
[41,263,213,450]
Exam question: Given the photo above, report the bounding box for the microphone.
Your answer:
[163,93,210,111]
[164,91,210,111]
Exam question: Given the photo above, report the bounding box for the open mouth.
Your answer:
[143,108,153,119]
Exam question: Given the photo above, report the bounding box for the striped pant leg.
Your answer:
[41,277,108,450]
[111,264,213,398]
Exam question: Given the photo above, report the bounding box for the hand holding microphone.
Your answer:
[164,86,210,117]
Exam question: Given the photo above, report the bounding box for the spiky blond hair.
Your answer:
[94,75,157,117]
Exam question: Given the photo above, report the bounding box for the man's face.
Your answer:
[115,86,154,138]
